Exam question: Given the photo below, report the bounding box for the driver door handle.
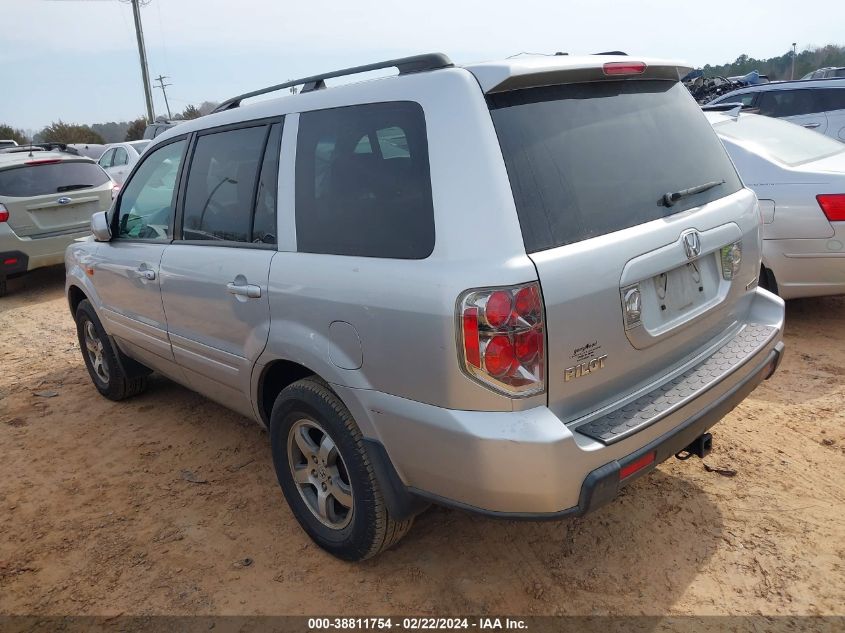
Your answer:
[226,282,261,298]
[803,122,821,129]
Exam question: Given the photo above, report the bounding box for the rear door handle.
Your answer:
[803,123,821,129]
[226,282,261,298]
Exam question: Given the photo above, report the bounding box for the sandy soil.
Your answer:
[0,266,843,617]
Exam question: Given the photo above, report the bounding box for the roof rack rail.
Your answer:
[213,53,454,113]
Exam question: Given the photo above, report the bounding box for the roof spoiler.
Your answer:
[472,59,694,94]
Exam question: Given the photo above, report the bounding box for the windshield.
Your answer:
[489,80,742,252]
[0,161,110,197]
[714,114,845,166]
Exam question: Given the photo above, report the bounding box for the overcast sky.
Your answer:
[2,0,844,130]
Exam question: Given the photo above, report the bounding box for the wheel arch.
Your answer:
[67,283,89,318]
[255,359,321,427]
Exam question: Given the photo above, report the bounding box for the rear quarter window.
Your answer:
[0,161,109,197]
[294,101,435,259]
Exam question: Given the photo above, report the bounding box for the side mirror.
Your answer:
[91,211,112,242]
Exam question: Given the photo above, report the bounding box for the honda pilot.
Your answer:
[65,53,785,560]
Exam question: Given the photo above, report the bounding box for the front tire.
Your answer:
[75,299,148,401]
[269,377,413,561]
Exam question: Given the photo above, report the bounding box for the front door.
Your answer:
[159,121,282,418]
[90,137,187,368]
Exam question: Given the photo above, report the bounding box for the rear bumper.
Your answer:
[0,224,90,274]
[335,288,785,517]
[764,232,845,300]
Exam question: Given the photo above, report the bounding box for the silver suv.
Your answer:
[66,53,786,560]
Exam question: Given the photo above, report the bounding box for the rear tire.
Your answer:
[75,299,148,401]
[269,377,413,561]
[0,276,6,298]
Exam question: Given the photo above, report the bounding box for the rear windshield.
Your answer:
[714,114,845,166]
[489,80,742,252]
[130,141,151,154]
[0,161,109,197]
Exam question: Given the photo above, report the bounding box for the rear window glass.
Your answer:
[0,161,109,197]
[489,80,742,252]
[714,114,845,166]
[295,102,434,259]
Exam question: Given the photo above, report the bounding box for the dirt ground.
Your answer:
[0,266,843,617]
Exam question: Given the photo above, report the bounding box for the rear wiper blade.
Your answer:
[661,180,724,207]
[56,184,93,192]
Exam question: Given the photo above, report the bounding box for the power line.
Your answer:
[154,74,173,120]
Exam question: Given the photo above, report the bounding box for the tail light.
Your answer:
[458,282,545,397]
[603,61,647,76]
[816,194,845,222]
[0,203,8,223]
[111,182,121,200]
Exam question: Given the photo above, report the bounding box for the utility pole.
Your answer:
[791,42,797,80]
[131,0,156,123]
[154,75,173,120]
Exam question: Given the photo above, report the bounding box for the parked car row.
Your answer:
[707,110,845,299]
[3,53,842,562]
[707,76,845,141]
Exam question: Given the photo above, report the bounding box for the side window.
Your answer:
[252,122,282,245]
[295,102,434,259]
[116,139,186,241]
[98,149,114,169]
[738,93,756,107]
[820,88,845,111]
[181,125,268,243]
[113,147,129,166]
[758,89,816,117]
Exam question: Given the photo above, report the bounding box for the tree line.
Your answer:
[1,101,218,145]
[702,44,845,80]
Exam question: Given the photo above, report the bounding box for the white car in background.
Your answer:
[97,140,150,185]
[707,111,845,299]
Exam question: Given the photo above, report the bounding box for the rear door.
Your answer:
[0,158,111,238]
[89,137,187,365]
[159,119,282,417]
[488,78,758,421]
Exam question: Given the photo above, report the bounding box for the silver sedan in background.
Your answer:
[708,111,845,299]
[97,140,150,185]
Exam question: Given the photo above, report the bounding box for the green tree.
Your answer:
[0,124,29,144]
[39,121,104,144]
[180,104,202,120]
[125,117,147,141]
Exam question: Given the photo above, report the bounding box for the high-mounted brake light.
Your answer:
[817,194,845,222]
[0,203,8,223]
[458,282,545,397]
[25,158,62,166]
[602,61,647,76]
